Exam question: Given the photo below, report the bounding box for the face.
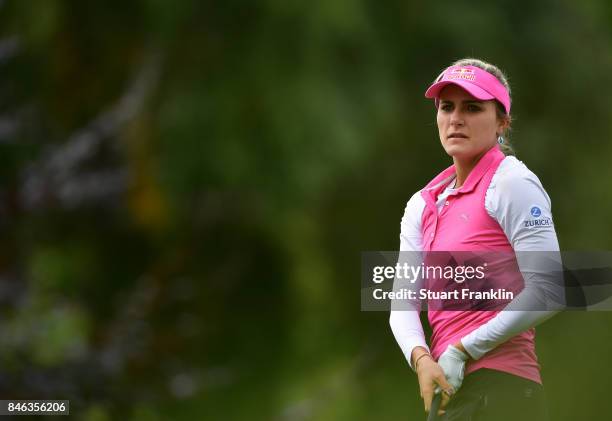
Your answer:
[436,84,508,161]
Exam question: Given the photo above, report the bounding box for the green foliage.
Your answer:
[1,0,612,419]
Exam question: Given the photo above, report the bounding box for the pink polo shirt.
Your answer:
[420,146,540,384]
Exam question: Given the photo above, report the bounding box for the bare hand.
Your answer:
[416,356,455,416]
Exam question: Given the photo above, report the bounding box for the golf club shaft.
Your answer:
[427,392,442,421]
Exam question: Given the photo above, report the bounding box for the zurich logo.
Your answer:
[530,206,542,218]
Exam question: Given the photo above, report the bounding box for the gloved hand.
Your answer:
[436,344,469,393]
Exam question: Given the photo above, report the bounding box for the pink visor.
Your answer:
[424,65,511,114]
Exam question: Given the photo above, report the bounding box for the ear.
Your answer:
[497,115,510,134]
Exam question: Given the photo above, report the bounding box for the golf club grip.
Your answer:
[427,392,442,421]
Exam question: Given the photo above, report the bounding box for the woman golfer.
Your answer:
[390,58,562,420]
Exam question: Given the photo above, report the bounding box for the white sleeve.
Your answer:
[461,160,563,360]
[486,158,559,252]
[389,191,429,369]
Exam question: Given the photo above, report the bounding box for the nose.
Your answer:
[450,109,464,127]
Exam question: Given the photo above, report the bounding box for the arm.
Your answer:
[389,192,453,414]
[389,191,428,368]
[459,162,564,359]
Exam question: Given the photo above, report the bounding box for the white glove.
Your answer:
[437,344,469,393]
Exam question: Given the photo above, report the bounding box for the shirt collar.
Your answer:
[421,145,504,202]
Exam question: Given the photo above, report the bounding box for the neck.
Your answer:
[452,150,488,188]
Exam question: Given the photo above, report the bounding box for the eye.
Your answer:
[440,103,453,111]
[467,104,482,112]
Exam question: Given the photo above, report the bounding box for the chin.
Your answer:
[442,144,468,156]
[442,145,480,160]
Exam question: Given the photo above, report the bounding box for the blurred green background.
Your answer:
[1,0,612,420]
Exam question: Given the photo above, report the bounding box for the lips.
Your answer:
[448,133,468,139]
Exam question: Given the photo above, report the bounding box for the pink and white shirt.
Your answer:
[389,145,560,384]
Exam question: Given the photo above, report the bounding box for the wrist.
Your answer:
[413,352,433,372]
[453,341,469,358]
[448,342,470,362]
[411,346,429,365]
